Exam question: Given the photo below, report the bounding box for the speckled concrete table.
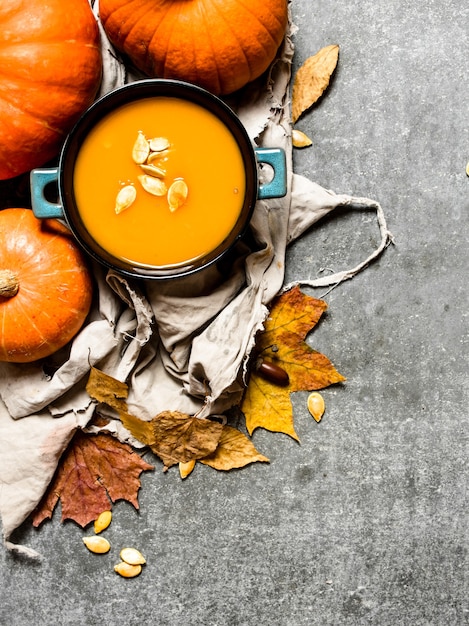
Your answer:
[1,1,468,624]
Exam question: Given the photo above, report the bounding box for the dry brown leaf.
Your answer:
[200,425,269,470]
[292,44,339,122]
[242,286,345,438]
[32,431,154,528]
[121,410,223,468]
[86,366,129,413]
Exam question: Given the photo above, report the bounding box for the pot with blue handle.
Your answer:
[30,79,286,280]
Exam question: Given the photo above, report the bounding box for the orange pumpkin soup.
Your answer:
[73,97,246,267]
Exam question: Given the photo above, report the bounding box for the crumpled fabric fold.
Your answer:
[0,2,392,557]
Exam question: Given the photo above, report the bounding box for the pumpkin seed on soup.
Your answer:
[138,174,167,196]
[140,163,166,178]
[132,131,150,164]
[167,179,188,212]
[115,185,137,214]
[148,136,170,152]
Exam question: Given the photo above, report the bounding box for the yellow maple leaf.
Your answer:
[242,286,345,439]
[243,376,299,441]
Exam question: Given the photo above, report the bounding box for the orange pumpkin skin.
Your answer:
[0,209,93,363]
[99,0,288,96]
[0,0,102,180]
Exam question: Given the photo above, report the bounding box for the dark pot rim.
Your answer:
[58,79,258,280]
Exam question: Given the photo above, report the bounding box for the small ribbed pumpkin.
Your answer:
[0,0,102,180]
[99,0,288,96]
[0,209,93,363]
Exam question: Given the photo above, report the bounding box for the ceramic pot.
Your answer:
[31,79,286,280]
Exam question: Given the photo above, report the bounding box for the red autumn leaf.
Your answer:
[32,430,154,528]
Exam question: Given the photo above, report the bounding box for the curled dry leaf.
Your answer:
[292,44,339,123]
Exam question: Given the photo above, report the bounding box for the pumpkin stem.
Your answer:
[0,269,19,298]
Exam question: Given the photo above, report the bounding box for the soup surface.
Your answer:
[73,97,246,267]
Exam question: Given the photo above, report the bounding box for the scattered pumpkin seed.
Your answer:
[94,510,112,534]
[466,161,469,177]
[307,392,325,422]
[82,535,111,554]
[120,547,146,566]
[115,184,137,214]
[114,561,142,578]
[140,163,166,178]
[292,129,313,148]
[148,136,170,152]
[179,458,196,479]
[132,131,150,164]
[138,174,167,196]
[167,178,188,212]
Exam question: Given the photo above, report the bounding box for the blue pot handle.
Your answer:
[254,147,287,200]
[30,168,65,220]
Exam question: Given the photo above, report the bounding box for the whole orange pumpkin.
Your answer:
[0,0,102,180]
[99,0,288,96]
[0,209,93,363]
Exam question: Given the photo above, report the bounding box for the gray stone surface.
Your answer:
[1,0,468,624]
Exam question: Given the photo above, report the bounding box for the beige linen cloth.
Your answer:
[0,3,392,557]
